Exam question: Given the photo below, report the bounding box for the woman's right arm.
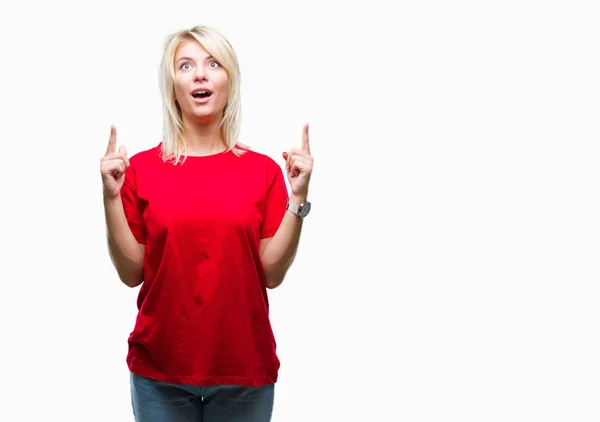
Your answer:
[101,125,144,288]
[104,195,145,288]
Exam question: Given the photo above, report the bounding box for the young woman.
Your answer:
[100,25,313,422]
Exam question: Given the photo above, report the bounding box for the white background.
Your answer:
[0,0,599,421]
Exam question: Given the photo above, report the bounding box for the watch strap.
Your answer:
[286,199,301,216]
[286,198,311,218]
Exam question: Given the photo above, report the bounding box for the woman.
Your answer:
[100,25,313,422]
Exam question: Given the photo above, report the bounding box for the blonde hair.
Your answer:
[158,25,249,165]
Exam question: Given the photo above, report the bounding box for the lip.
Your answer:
[191,88,214,95]
[192,95,211,103]
[190,88,213,104]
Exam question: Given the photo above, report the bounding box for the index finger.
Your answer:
[301,122,310,154]
[105,125,117,155]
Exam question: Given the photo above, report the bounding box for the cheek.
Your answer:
[176,89,190,107]
[220,89,229,102]
[174,79,187,97]
[218,74,229,93]
[218,82,229,101]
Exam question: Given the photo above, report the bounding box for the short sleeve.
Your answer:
[260,161,288,239]
[120,162,147,244]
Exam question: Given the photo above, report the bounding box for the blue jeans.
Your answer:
[130,372,275,422]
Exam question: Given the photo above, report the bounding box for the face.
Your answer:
[173,39,229,123]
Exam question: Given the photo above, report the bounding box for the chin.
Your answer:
[188,111,217,122]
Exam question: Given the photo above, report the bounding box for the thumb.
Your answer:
[282,152,288,160]
[119,145,128,156]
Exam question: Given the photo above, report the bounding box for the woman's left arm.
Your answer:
[260,123,313,289]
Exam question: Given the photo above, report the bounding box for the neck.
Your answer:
[182,116,226,156]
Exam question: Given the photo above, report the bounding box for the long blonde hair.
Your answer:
[158,25,249,165]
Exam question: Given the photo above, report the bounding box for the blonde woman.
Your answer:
[100,25,313,422]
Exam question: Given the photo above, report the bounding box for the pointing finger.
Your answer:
[106,125,117,155]
[301,122,310,154]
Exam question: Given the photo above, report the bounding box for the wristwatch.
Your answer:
[286,198,311,218]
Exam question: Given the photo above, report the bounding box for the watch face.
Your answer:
[299,201,311,217]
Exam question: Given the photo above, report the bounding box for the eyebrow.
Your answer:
[176,55,215,63]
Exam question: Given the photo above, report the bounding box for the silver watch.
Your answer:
[286,198,311,218]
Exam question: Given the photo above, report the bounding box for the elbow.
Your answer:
[265,276,283,289]
[262,251,294,289]
[109,243,145,288]
[118,268,144,288]
[113,254,144,288]
[123,277,143,288]
[263,265,286,289]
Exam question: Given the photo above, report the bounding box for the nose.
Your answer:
[194,67,208,82]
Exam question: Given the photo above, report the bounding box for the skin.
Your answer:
[259,122,313,288]
[101,38,314,289]
[173,39,230,155]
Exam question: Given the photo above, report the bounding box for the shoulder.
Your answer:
[235,146,281,170]
[234,147,285,189]
[129,143,162,166]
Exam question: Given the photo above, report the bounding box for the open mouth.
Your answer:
[191,91,212,99]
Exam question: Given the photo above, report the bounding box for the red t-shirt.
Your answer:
[120,143,288,386]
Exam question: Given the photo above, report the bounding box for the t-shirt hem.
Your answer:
[128,362,278,387]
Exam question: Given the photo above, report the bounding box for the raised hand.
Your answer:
[282,122,313,201]
[100,125,130,200]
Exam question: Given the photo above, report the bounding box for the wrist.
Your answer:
[103,192,122,204]
[289,193,307,205]
[286,195,311,218]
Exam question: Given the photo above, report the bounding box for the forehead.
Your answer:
[174,39,210,59]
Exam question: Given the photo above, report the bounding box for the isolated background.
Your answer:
[1,0,598,421]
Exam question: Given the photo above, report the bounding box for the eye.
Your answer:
[209,61,221,68]
[179,62,191,70]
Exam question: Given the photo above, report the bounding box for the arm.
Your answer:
[101,126,145,288]
[260,122,314,289]
[104,195,145,288]
[260,194,306,289]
